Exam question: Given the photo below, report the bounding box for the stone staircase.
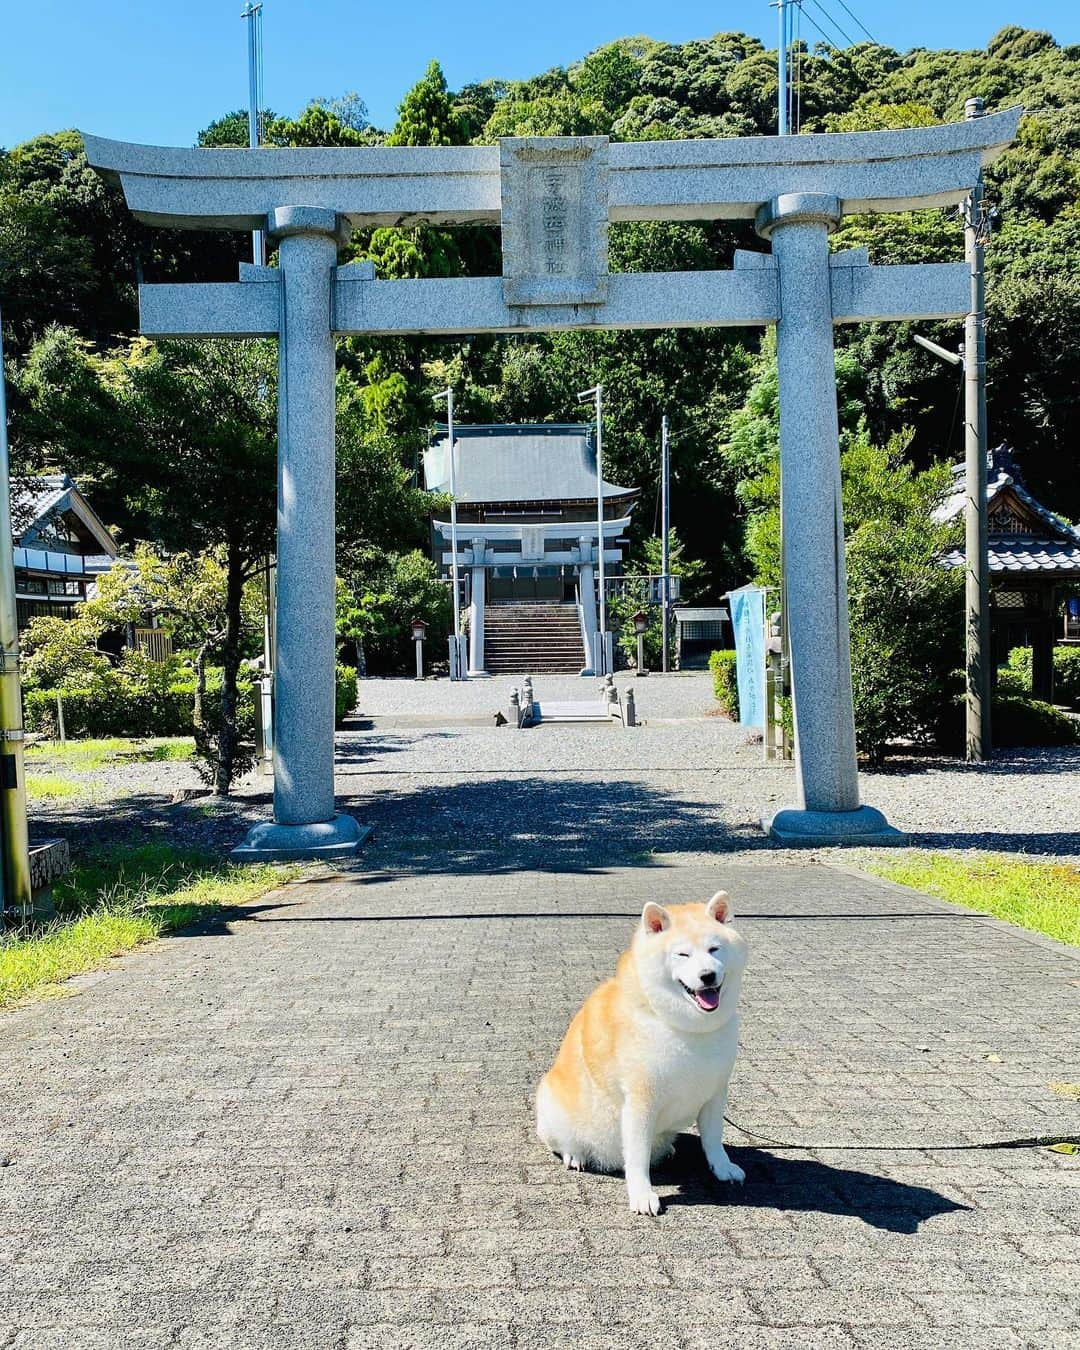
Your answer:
[483,603,585,674]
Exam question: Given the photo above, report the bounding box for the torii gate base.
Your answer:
[83,112,1020,858]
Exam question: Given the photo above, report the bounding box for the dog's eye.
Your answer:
[708,947,721,955]
[673,951,690,960]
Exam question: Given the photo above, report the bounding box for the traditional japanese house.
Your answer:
[939,446,1080,700]
[11,474,118,631]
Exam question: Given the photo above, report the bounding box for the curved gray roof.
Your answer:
[423,424,635,506]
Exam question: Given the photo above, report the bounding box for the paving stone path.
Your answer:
[1,859,1078,1349]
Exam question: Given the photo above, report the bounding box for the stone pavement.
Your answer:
[1,859,1078,1349]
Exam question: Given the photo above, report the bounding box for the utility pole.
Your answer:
[0,303,32,923]
[433,389,466,679]
[241,1,265,266]
[775,0,790,136]
[963,95,992,761]
[660,415,671,673]
[577,385,609,674]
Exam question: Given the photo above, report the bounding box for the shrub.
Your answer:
[1001,645,1080,708]
[1057,646,1080,707]
[335,665,357,725]
[709,649,739,719]
[993,696,1080,748]
[25,667,255,741]
[936,693,1079,752]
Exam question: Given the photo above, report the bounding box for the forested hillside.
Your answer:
[2,24,1078,601]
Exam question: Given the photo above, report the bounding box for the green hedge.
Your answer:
[25,668,255,740]
[28,665,357,739]
[709,649,739,720]
[335,665,357,725]
[1002,646,1080,708]
[992,695,1080,748]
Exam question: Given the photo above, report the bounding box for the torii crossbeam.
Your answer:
[85,110,1021,857]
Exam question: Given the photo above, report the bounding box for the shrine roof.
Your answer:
[942,541,1080,575]
[423,424,636,506]
[934,444,1080,547]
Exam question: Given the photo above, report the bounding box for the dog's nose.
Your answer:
[699,970,717,987]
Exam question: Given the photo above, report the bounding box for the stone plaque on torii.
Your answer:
[84,110,1020,857]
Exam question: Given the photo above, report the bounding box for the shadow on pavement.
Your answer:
[660,1135,968,1234]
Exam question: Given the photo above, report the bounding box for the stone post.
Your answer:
[468,539,488,676]
[233,207,366,860]
[755,193,900,846]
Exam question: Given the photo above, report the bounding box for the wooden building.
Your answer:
[939,447,1080,701]
[11,474,118,631]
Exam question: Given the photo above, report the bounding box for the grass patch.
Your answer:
[869,852,1080,948]
[0,844,300,1009]
[25,774,81,800]
[25,737,193,770]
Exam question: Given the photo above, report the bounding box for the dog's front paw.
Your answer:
[627,1185,663,1216]
[707,1153,745,1185]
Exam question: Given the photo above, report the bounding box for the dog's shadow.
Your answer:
[654,1135,967,1234]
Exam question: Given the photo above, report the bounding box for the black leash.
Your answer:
[724,1115,1080,1153]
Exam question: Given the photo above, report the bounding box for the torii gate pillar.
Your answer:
[756,193,898,845]
[233,208,366,860]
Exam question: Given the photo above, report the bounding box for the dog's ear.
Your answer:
[641,902,671,935]
[706,890,733,924]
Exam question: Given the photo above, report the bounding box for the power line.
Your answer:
[804,0,859,48]
[832,0,879,45]
[799,3,849,52]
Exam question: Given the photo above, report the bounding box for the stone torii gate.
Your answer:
[85,110,1019,857]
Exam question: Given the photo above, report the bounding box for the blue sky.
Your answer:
[2,0,1077,150]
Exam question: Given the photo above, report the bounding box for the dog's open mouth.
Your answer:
[679,981,721,1012]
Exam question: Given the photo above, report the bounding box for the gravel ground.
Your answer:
[26,671,1080,868]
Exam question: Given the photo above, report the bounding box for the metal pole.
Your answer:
[434,389,464,678]
[660,414,670,674]
[242,2,266,266]
[964,95,992,761]
[0,303,32,923]
[595,385,606,641]
[577,384,607,672]
[776,0,789,137]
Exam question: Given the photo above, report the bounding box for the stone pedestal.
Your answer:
[233,207,367,862]
[756,194,902,847]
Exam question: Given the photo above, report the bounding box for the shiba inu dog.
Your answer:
[536,891,747,1215]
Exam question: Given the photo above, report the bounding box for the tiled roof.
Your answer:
[942,539,1080,574]
[935,445,1080,546]
[423,424,635,505]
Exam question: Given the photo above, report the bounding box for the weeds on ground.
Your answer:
[25,737,194,771]
[24,774,81,800]
[869,852,1080,948]
[0,844,300,1009]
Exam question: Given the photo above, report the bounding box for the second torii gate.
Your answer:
[84,110,1020,857]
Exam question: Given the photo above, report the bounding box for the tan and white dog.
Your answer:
[536,891,747,1215]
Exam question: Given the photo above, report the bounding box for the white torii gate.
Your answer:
[85,110,1020,857]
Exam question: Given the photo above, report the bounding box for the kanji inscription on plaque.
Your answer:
[500,137,609,308]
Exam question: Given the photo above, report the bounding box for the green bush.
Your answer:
[335,665,357,725]
[937,692,1079,752]
[709,649,739,719]
[993,695,1080,748]
[25,667,255,741]
[1002,645,1080,707]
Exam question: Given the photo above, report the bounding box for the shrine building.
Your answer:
[423,424,638,674]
